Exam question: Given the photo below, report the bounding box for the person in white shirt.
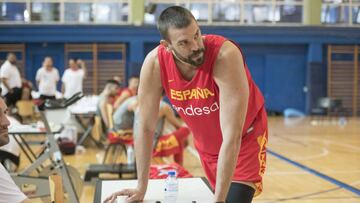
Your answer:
[0,53,22,107]
[35,57,60,100]
[61,58,86,99]
[0,96,31,203]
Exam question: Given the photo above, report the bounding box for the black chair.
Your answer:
[44,92,84,110]
[311,97,331,116]
[311,97,347,123]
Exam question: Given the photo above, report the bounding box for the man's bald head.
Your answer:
[7,53,17,64]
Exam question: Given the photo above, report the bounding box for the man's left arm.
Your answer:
[213,41,249,202]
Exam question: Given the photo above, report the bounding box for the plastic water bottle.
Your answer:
[164,170,178,203]
[126,146,135,164]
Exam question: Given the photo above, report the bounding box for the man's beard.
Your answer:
[173,48,205,67]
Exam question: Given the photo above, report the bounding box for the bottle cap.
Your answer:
[167,170,176,176]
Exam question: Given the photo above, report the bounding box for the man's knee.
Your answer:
[226,182,255,203]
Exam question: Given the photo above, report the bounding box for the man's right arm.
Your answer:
[99,100,109,128]
[134,48,163,195]
[1,78,11,93]
[61,72,66,95]
[1,66,12,93]
[35,70,40,90]
[61,84,65,95]
[102,48,162,203]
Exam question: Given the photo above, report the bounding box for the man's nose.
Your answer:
[1,116,10,127]
[190,40,199,52]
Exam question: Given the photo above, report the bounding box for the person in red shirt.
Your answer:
[113,75,139,109]
[104,6,267,203]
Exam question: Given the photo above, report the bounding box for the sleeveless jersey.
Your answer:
[158,35,264,155]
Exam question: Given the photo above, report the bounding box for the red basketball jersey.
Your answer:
[158,35,264,155]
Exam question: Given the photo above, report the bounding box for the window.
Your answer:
[276,0,303,23]
[321,0,360,25]
[92,2,128,23]
[352,1,360,24]
[0,3,27,22]
[64,3,92,23]
[144,3,186,24]
[189,3,209,22]
[0,0,130,24]
[212,3,241,22]
[31,2,60,22]
[244,3,273,24]
[146,0,304,25]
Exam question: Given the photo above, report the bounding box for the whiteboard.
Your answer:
[100,178,214,203]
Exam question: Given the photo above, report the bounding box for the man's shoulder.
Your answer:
[50,68,60,76]
[0,61,14,75]
[1,61,11,70]
[62,69,70,76]
[144,46,160,69]
[49,67,59,75]
[216,40,241,62]
[37,67,45,72]
[147,46,160,60]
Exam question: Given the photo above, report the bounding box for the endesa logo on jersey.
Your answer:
[172,102,219,116]
[169,87,218,116]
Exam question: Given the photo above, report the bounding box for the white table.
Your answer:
[69,96,101,147]
[9,110,79,203]
[9,123,63,134]
[8,123,63,165]
[95,177,214,203]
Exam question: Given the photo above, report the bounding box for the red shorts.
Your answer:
[198,107,268,196]
[153,127,190,157]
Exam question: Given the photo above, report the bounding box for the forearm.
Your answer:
[135,126,154,192]
[100,103,109,128]
[113,97,124,109]
[36,81,40,91]
[2,80,11,91]
[114,93,129,109]
[82,65,87,78]
[214,138,241,201]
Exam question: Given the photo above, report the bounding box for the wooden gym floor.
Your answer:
[17,116,360,203]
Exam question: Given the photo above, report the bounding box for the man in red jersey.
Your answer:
[104,6,267,203]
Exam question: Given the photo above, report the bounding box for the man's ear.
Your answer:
[160,40,171,51]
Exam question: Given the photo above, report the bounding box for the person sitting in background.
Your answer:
[97,80,120,128]
[113,95,190,165]
[61,58,86,99]
[21,80,33,101]
[113,75,139,109]
[0,96,32,203]
[0,53,22,107]
[107,76,123,105]
[112,96,137,131]
[112,76,123,88]
[35,57,59,100]
[0,116,22,172]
